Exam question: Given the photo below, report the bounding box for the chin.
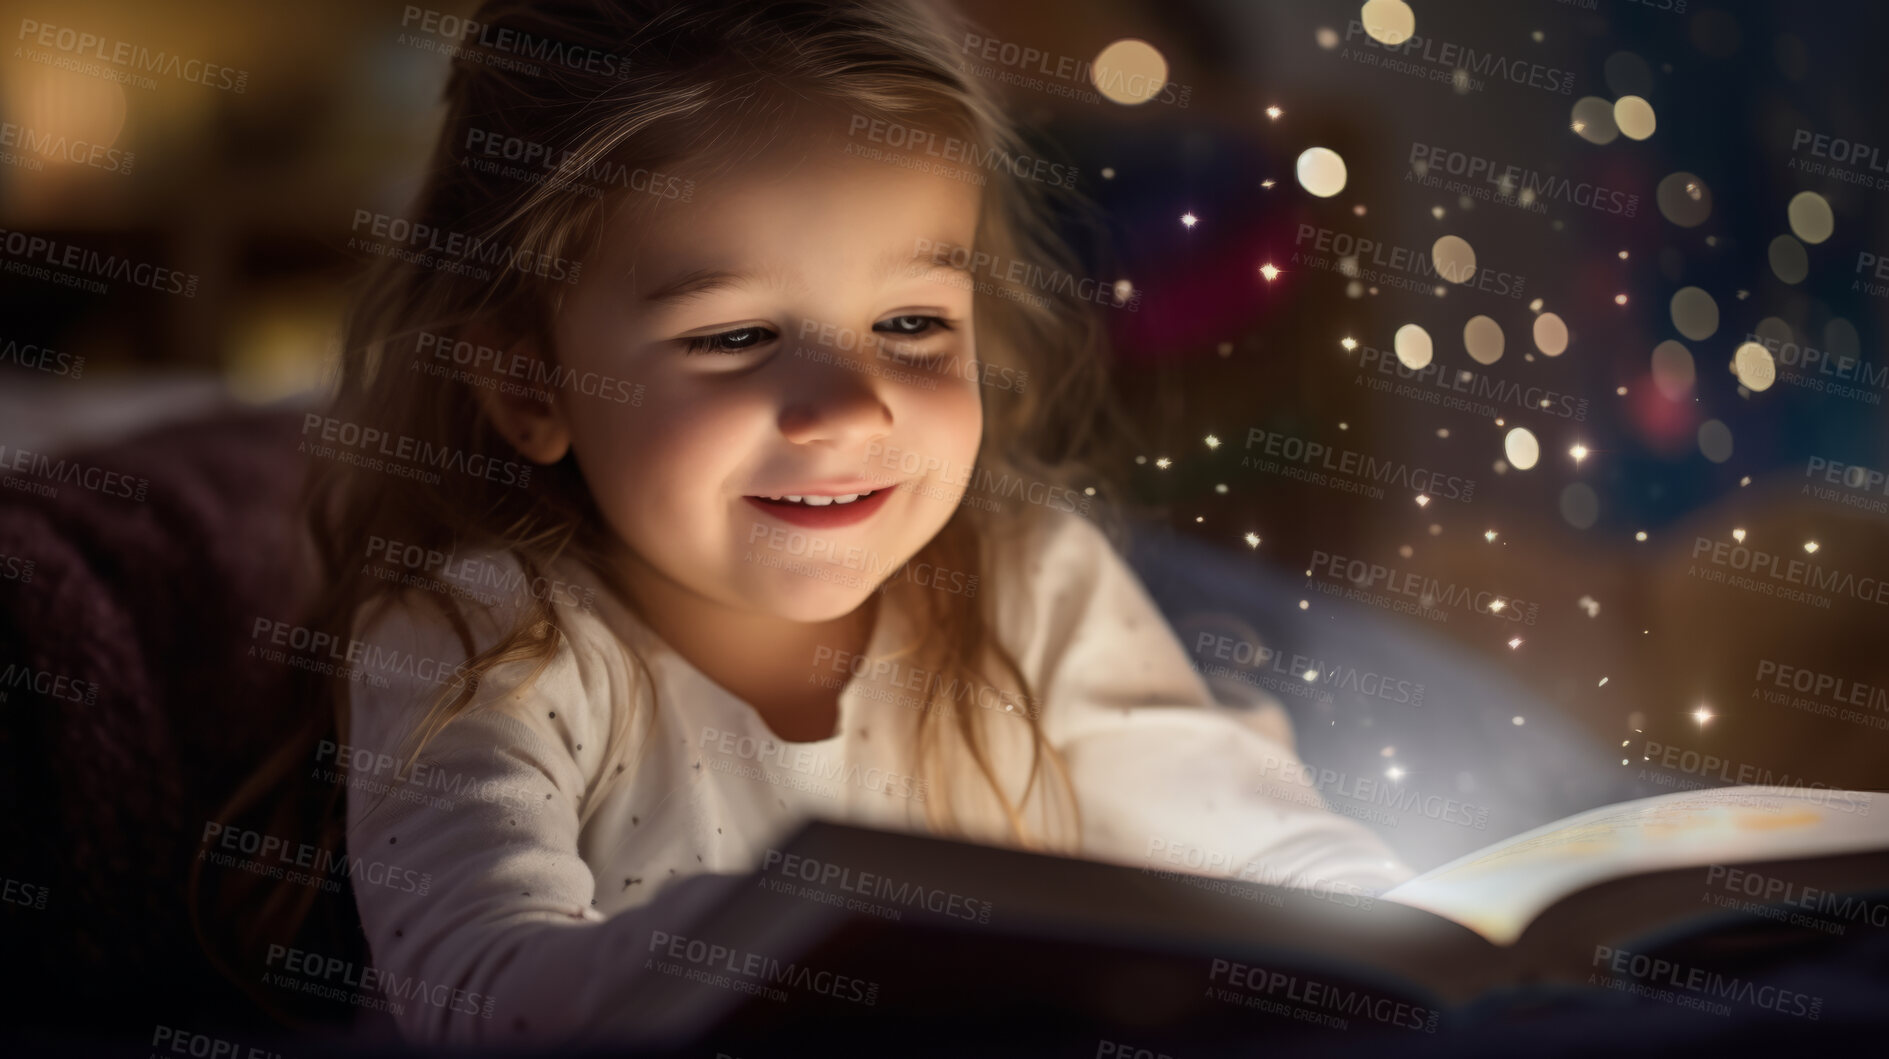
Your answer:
[752,573,878,625]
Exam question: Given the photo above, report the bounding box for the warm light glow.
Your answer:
[1504,428,1541,470]
[1245,532,1262,548]
[1533,313,1570,357]
[1266,105,1284,119]
[1340,336,1358,350]
[1154,457,1171,469]
[1508,637,1524,649]
[1788,191,1834,244]
[1415,494,1432,507]
[1733,341,1777,391]
[1394,323,1434,369]
[1572,96,1619,144]
[1463,315,1504,365]
[1296,147,1349,197]
[1804,540,1820,554]
[1570,444,1589,463]
[1693,706,1715,726]
[1360,0,1416,45]
[1259,263,1280,281]
[1614,95,1656,140]
[1732,527,1746,543]
[1431,235,1478,284]
[1670,286,1719,340]
[1182,212,1198,228]
[1091,39,1169,105]
[1385,765,1407,781]
[1204,434,1221,450]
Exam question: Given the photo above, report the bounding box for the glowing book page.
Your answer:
[1382,786,1885,946]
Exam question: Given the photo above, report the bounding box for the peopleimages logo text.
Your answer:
[1244,427,1476,502]
[1343,21,1574,95]
[1408,142,1638,216]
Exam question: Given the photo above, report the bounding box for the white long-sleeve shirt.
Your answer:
[340,506,1409,1047]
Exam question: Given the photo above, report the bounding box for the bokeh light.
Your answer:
[1613,95,1656,140]
[1359,0,1416,45]
[1533,312,1569,357]
[1463,315,1505,365]
[1669,286,1719,340]
[1656,172,1713,227]
[1504,427,1541,470]
[1651,340,1697,400]
[1733,341,1776,391]
[1091,39,1168,105]
[1296,147,1348,197]
[1394,323,1434,369]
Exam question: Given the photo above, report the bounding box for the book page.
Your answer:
[1381,786,1884,946]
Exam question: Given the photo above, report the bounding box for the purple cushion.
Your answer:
[0,409,320,1033]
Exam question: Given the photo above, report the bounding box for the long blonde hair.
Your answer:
[197,0,1140,1022]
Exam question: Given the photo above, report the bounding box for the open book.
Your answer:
[1383,785,1885,947]
[622,786,1889,1048]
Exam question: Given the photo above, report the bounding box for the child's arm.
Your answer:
[341,594,724,1048]
[1004,510,1413,894]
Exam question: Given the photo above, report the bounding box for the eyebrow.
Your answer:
[640,243,971,307]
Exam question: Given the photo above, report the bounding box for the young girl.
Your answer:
[238,0,1407,1046]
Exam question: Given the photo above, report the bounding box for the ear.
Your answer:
[462,329,573,465]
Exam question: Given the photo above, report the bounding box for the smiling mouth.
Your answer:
[743,485,897,527]
[752,490,882,507]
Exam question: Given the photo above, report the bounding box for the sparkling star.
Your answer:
[1259,263,1280,281]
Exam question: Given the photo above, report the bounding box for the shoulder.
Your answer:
[984,501,1135,632]
[345,547,635,774]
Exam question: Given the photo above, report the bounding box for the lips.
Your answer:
[744,485,896,528]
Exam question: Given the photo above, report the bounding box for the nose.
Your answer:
[776,357,894,449]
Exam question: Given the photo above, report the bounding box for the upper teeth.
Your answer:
[768,491,872,505]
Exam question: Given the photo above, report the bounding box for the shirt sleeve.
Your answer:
[1001,509,1414,895]
[340,592,725,1049]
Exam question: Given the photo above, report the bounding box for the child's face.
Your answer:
[548,109,984,623]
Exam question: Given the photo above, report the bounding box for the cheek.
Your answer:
[565,386,757,524]
[908,377,984,458]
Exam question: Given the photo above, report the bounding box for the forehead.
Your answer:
[593,106,984,292]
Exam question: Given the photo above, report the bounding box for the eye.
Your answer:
[875,315,953,338]
[682,325,777,356]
